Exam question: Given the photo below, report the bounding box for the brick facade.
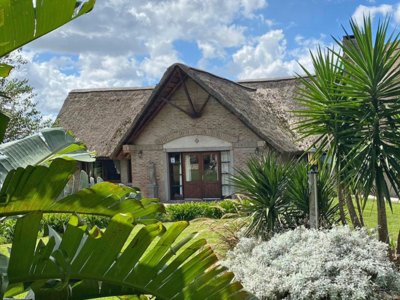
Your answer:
[126,78,269,201]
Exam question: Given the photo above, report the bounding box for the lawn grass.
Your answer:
[362,199,400,243]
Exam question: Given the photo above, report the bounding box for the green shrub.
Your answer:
[165,200,238,221]
[0,214,110,244]
[0,218,16,244]
[232,153,339,238]
[42,213,110,233]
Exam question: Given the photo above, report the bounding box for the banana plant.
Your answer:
[0,112,9,143]
[0,121,252,300]
[0,159,254,299]
[1,210,254,299]
[0,0,96,74]
[0,127,96,185]
[0,158,162,218]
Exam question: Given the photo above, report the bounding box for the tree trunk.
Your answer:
[354,191,365,227]
[336,162,347,225]
[337,181,347,225]
[345,190,362,228]
[376,172,389,243]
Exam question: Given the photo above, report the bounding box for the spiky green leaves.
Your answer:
[295,16,400,242]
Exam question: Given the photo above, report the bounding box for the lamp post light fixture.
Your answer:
[308,147,319,229]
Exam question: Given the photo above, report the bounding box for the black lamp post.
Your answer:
[308,147,319,229]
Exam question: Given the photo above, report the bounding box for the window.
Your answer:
[169,153,183,199]
[221,151,232,197]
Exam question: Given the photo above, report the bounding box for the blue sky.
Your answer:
[12,0,400,118]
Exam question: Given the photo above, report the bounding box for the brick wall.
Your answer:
[129,78,269,201]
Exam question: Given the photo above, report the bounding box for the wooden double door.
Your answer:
[182,152,221,199]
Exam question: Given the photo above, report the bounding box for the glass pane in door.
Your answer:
[203,153,219,182]
[185,154,200,182]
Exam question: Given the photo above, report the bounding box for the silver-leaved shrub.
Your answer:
[223,226,400,299]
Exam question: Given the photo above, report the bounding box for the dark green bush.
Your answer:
[232,153,339,238]
[164,200,238,221]
[0,218,16,244]
[0,201,237,243]
[0,214,110,244]
[41,214,110,234]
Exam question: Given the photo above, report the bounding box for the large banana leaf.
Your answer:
[0,0,95,58]
[0,64,12,78]
[3,212,255,300]
[0,158,163,217]
[0,127,95,185]
[0,112,9,143]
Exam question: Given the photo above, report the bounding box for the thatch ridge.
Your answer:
[181,64,257,92]
[70,87,154,93]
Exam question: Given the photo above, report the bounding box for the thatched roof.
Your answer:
[188,67,303,153]
[239,77,312,151]
[57,87,152,157]
[57,63,309,158]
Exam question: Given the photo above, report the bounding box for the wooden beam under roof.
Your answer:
[179,68,199,117]
[128,67,189,141]
[198,94,211,115]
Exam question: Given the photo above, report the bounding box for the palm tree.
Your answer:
[295,47,350,226]
[296,17,400,243]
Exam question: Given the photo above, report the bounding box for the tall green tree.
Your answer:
[295,17,400,243]
[0,51,51,142]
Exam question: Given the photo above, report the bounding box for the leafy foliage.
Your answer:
[224,226,400,299]
[0,111,9,142]
[231,153,292,237]
[232,153,338,237]
[0,127,95,184]
[287,161,339,227]
[0,125,252,299]
[295,17,400,242]
[0,158,254,299]
[164,200,239,221]
[0,214,110,244]
[0,52,52,142]
[0,158,160,218]
[0,0,95,58]
[2,212,255,300]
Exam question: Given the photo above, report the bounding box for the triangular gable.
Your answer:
[111,63,300,158]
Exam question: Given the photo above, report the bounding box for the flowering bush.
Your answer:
[224,226,400,299]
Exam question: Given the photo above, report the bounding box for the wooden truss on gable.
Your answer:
[160,68,211,118]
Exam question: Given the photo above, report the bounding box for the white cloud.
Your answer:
[233,30,287,78]
[240,0,268,18]
[352,4,393,26]
[16,0,268,118]
[393,4,400,24]
[28,0,264,60]
[12,50,144,119]
[232,31,328,79]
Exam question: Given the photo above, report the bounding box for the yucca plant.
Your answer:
[295,17,400,243]
[231,153,293,238]
[286,161,339,227]
[294,46,363,227]
[232,152,339,237]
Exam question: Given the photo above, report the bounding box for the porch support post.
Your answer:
[120,160,130,185]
